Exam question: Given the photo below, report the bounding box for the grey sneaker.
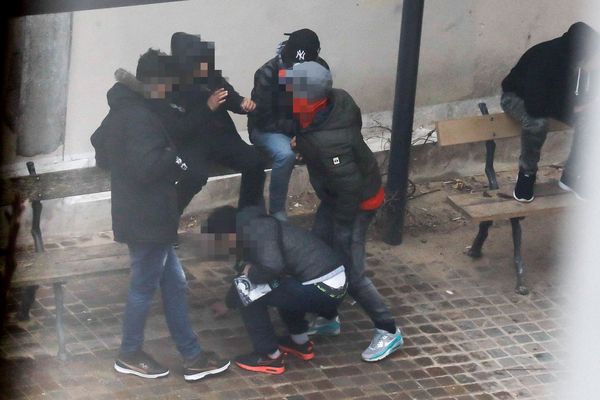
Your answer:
[361,328,404,362]
[307,316,341,336]
[271,211,288,222]
[114,350,169,379]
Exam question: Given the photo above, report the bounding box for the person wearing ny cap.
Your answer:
[286,61,404,362]
[248,29,329,222]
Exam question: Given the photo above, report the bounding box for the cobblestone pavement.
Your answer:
[0,171,566,399]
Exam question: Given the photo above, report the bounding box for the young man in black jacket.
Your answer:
[203,206,347,374]
[91,49,229,381]
[287,61,403,362]
[248,29,329,221]
[502,22,599,202]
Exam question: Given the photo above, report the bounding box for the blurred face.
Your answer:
[199,233,237,260]
[193,62,210,78]
[144,77,178,99]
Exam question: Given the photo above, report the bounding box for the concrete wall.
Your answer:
[2,0,596,174]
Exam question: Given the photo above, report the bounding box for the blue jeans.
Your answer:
[312,203,396,332]
[120,243,202,360]
[251,130,296,214]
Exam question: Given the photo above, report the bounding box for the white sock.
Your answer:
[268,349,281,359]
[291,333,309,345]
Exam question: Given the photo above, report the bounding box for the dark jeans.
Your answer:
[312,203,396,332]
[177,132,266,213]
[501,92,550,175]
[239,277,343,355]
[120,243,202,360]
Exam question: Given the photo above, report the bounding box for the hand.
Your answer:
[290,136,303,161]
[240,97,256,113]
[210,301,229,319]
[207,88,228,111]
[242,263,252,275]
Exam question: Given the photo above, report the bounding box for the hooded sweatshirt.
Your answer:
[502,22,599,123]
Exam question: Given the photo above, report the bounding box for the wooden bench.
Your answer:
[436,103,574,295]
[1,161,235,359]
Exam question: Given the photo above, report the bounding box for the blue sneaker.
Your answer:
[307,316,340,336]
[361,328,404,362]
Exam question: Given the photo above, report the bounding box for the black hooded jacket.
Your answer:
[91,83,183,244]
[247,55,329,138]
[296,89,382,223]
[236,207,343,284]
[502,22,599,123]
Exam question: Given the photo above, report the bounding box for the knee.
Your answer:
[272,148,296,168]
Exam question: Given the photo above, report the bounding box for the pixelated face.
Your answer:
[199,233,237,260]
[193,62,210,78]
[278,68,322,100]
[143,76,179,99]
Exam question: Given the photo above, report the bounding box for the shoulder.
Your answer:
[255,57,279,77]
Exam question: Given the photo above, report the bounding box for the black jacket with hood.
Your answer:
[236,206,343,284]
[247,54,329,138]
[295,89,382,223]
[502,22,599,123]
[91,83,184,244]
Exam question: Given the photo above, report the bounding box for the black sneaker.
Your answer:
[183,351,230,382]
[234,352,285,375]
[559,169,586,201]
[114,350,169,379]
[513,170,536,202]
[278,337,315,361]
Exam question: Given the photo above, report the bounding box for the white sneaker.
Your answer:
[361,328,404,362]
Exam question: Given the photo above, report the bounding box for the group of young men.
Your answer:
[91,22,598,382]
[92,28,402,381]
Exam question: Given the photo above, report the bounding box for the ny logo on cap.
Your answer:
[332,157,340,165]
[296,50,306,61]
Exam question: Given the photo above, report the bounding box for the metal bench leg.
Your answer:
[17,285,39,321]
[510,217,529,295]
[468,220,493,258]
[53,283,68,360]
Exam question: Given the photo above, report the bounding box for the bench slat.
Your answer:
[1,164,237,206]
[436,113,571,146]
[448,182,575,221]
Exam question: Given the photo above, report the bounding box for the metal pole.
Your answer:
[383,0,425,245]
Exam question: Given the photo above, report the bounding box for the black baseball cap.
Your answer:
[281,28,320,65]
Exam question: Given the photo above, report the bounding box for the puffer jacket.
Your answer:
[90,83,184,244]
[296,89,381,223]
[248,55,329,138]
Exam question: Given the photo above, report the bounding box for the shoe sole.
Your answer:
[114,362,170,379]
[307,327,340,336]
[184,361,231,382]
[234,361,285,375]
[279,345,315,361]
[361,337,404,363]
[513,190,534,203]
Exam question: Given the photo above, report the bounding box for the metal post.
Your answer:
[510,217,529,296]
[383,0,425,245]
[53,283,68,360]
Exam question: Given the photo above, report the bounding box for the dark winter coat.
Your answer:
[91,83,184,244]
[295,89,382,223]
[501,22,599,123]
[247,55,329,137]
[237,207,343,284]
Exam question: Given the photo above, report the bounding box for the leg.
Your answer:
[311,202,335,247]
[210,132,266,209]
[468,220,493,258]
[53,282,68,360]
[238,296,279,356]
[335,212,396,332]
[252,131,296,215]
[501,92,549,175]
[120,243,169,355]
[18,198,44,321]
[160,247,202,359]
[510,218,529,295]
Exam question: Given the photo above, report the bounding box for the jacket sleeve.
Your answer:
[221,78,245,114]
[251,65,296,135]
[245,220,286,283]
[120,111,180,184]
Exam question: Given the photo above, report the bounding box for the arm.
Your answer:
[251,65,297,135]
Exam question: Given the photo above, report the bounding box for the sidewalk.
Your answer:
[0,168,566,400]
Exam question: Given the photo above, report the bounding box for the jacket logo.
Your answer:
[296,50,306,61]
[332,156,340,165]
